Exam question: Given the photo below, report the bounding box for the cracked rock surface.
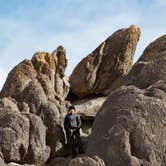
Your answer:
[86,35,166,166]
[0,46,70,164]
[70,25,140,97]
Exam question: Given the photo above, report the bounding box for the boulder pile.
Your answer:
[0,26,165,166]
[86,35,166,166]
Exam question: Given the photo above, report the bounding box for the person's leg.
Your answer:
[70,130,77,157]
[75,129,83,154]
[65,129,71,145]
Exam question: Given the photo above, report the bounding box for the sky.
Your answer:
[0,0,166,90]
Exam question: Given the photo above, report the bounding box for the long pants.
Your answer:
[65,128,82,156]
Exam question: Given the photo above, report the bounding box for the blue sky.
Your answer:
[0,0,166,89]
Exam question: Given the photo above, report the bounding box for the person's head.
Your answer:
[68,105,76,114]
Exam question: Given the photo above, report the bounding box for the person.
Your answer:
[64,105,82,157]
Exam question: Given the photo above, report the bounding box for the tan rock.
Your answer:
[86,84,166,166]
[0,46,70,164]
[0,110,30,163]
[0,60,37,99]
[70,25,140,97]
[53,46,69,99]
[125,35,166,89]
[0,97,19,112]
[38,101,65,157]
[86,35,166,165]
[73,97,106,120]
[24,113,50,164]
[69,156,105,166]
[20,79,47,113]
[46,157,70,166]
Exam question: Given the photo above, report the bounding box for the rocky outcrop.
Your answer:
[0,109,50,164]
[0,97,19,112]
[0,25,165,166]
[46,157,70,166]
[0,46,70,164]
[73,97,106,120]
[86,35,166,166]
[0,46,69,101]
[124,35,166,89]
[72,97,106,138]
[47,156,105,166]
[24,114,50,164]
[69,156,105,166]
[70,25,140,97]
[0,110,30,163]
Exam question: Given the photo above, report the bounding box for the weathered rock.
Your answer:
[7,162,36,166]
[0,156,6,166]
[73,97,106,137]
[0,110,50,164]
[86,35,166,166]
[0,110,30,163]
[0,46,70,164]
[20,79,47,113]
[38,101,65,157]
[1,46,69,102]
[24,114,50,164]
[0,60,37,99]
[46,157,70,166]
[73,97,106,120]
[52,46,70,99]
[0,97,19,112]
[70,25,140,97]
[124,35,166,89]
[86,84,166,166]
[69,156,105,166]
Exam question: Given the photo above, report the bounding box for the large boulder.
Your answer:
[70,25,140,97]
[69,156,105,166]
[38,100,66,157]
[0,46,70,164]
[124,35,166,89]
[46,157,70,166]
[23,114,50,164]
[86,84,166,166]
[20,79,47,113]
[73,97,106,120]
[0,110,30,163]
[72,97,106,137]
[0,60,37,99]
[0,110,50,164]
[86,35,166,166]
[31,46,69,100]
[0,46,69,103]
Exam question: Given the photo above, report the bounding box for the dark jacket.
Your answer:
[64,113,81,130]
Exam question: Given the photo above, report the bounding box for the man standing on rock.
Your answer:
[64,105,82,157]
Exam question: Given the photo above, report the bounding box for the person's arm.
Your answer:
[76,115,81,129]
[64,115,69,130]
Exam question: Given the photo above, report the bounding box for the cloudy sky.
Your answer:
[0,0,165,90]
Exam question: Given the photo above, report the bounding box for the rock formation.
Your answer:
[86,35,166,166]
[0,46,70,164]
[47,156,105,166]
[69,156,105,166]
[70,25,140,98]
[124,35,166,88]
[0,25,165,166]
[73,97,106,120]
[69,25,141,150]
